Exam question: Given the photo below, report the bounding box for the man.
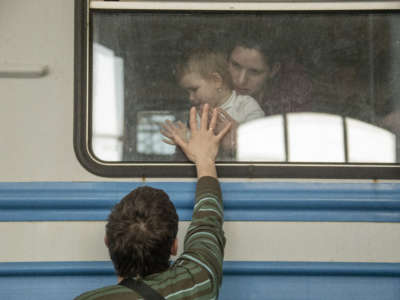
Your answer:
[75,104,231,300]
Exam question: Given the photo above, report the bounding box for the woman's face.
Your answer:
[228,46,272,98]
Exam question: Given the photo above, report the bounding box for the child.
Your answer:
[162,46,264,158]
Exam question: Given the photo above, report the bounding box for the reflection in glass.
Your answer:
[237,116,285,161]
[288,113,344,162]
[92,43,124,161]
[236,113,396,163]
[347,118,395,163]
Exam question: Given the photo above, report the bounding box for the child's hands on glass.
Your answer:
[215,108,238,130]
[163,104,232,167]
[161,120,189,145]
[209,108,238,150]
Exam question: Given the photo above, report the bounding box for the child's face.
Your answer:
[179,72,221,108]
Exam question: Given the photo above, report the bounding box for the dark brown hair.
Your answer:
[228,25,282,67]
[106,186,178,278]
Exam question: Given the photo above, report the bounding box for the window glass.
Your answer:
[90,10,400,164]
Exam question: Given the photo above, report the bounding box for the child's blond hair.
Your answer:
[176,47,233,89]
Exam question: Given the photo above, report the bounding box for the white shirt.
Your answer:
[219,91,265,124]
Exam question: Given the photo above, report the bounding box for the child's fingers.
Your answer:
[172,132,189,151]
[162,138,176,145]
[160,128,172,138]
[163,120,186,135]
[209,108,218,132]
[177,122,188,135]
[216,108,234,124]
[166,119,178,129]
[216,121,232,142]
[177,121,186,129]
[161,120,174,132]
[160,123,168,132]
[164,121,189,147]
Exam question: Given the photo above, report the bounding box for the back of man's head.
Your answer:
[106,186,178,278]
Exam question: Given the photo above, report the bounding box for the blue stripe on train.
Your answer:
[0,261,399,300]
[1,181,400,222]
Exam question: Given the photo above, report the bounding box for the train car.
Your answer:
[1,0,400,299]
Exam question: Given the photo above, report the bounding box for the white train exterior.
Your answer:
[0,1,399,299]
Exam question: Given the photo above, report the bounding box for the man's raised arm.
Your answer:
[163,104,231,296]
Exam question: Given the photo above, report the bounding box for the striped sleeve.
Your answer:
[180,176,226,296]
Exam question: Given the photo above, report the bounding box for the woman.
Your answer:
[227,30,314,116]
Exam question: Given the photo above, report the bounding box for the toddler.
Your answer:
[162,46,264,156]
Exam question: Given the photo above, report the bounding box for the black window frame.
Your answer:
[74,0,400,179]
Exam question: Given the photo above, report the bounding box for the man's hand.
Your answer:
[163,104,232,178]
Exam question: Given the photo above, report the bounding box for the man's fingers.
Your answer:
[200,104,209,130]
[216,121,232,141]
[189,107,198,132]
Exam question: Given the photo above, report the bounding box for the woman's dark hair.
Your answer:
[228,24,282,66]
[106,186,178,278]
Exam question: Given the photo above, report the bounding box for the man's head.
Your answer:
[105,186,179,278]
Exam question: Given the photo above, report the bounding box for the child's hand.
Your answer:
[211,108,238,151]
[161,120,189,145]
[168,104,232,168]
[215,108,238,131]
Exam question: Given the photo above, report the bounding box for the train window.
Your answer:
[74,0,400,178]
